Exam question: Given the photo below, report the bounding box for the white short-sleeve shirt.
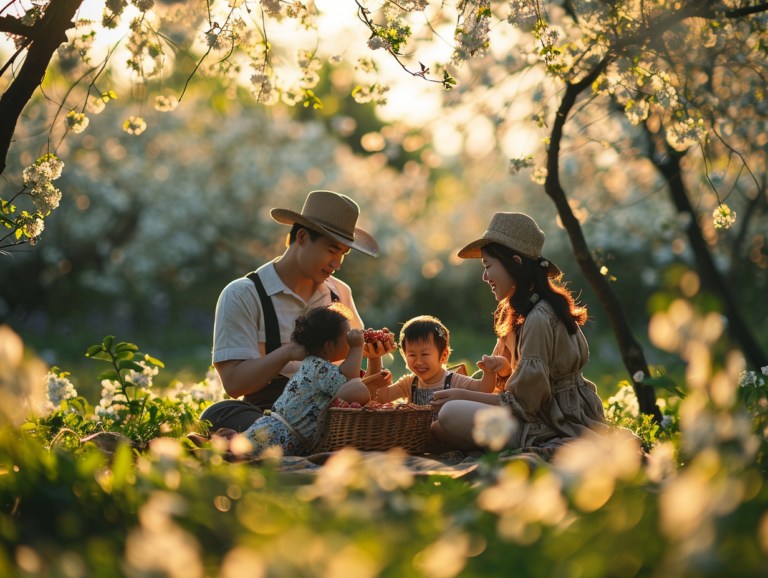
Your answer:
[212,260,364,377]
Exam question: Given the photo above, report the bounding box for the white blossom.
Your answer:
[31,183,62,216]
[22,217,44,239]
[472,406,516,451]
[531,167,548,184]
[624,99,649,126]
[96,379,128,418]
[65,111,89,134]
[632,371,645,383]
[661,415,673,430]
[154,95,178,112]
[356,56,375,73]
[44,371,78,409]
[87,96,107,114]
[23,157,64,188]
[666,119,707,151]
[453,0,491,65]
[123,116,147,136]
[738,370,765,388]
[127,360,160,389]
[762,366,768,376]
[713,204,736,229]
[352,83,390,106]
[606,384,639,419]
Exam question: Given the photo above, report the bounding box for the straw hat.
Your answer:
[457,212,561,277]
[271,191,378,257]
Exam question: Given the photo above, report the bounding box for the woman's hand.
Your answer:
[477,355,511,376]
[347,328,365,348]
[429,388,467,413]
[363,328,396,359]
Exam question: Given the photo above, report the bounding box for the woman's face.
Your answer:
[481,248,516,302]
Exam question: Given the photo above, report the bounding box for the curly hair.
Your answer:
[291,302,353,356]
[483,243,587,338]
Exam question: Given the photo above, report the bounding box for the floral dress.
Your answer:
[494,300,608,448]
[244,356,347,456]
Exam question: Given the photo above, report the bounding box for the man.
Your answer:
[201,190,394,432]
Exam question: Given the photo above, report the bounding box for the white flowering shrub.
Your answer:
[604,382,678,451]
[38,368,78,416]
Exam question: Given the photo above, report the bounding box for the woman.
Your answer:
[430,212,608,451]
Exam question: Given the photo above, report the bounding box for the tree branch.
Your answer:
[0,0,84,175]
[706,2,768,18]
[0,15,35,37]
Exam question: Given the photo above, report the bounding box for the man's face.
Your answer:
[296,229,351,284]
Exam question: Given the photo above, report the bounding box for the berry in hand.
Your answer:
[363,328,392,344]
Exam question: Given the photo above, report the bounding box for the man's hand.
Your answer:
[477,355,511,376]
[283,342,306,362]
[429,388,467,413]
[363,327,396,358]
[347,328,365,348]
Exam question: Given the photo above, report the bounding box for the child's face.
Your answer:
[326,320,352,362]
[403,335,449,382]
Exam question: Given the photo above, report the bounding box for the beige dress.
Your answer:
[494,300,608,448]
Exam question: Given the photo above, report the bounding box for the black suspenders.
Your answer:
[243,271,340,409]
[411,371,454,399]
[246,271,340,354]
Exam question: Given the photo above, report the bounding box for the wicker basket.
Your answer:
[322,405,433,453]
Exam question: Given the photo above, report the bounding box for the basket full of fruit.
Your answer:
[323,372,432,454]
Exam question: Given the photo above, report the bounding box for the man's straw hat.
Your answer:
[271,191,378,257]
[457,212,561,277]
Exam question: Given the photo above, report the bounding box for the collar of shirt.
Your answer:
[258,260,336,307]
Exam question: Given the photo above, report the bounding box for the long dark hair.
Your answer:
[484,243,587,337]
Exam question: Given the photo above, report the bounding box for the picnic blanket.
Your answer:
[251,444,563,480]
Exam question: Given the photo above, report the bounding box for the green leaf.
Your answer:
[60,400,68,412]
[89,351,113,361]
[86,345,104,357]
[103,335,115,351]
[144,354,164,368]
[117,360,144,372]
[98,371,120,382]
[20,422,37,431]
[115,351,134,363]
[115,342,139,353]
[69,399,85,415]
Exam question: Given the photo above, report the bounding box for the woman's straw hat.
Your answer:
[457,212,561,277]
[271,191,378,257]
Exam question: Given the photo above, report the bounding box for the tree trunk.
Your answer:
[0,0,82,174]
[545,71,661,420]
[644,129,768,370]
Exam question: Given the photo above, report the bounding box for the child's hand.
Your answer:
[346,328,365,348]
[477,355,511,376]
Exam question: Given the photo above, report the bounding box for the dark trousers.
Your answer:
[201,376,289,432]
[200,400,264,432]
